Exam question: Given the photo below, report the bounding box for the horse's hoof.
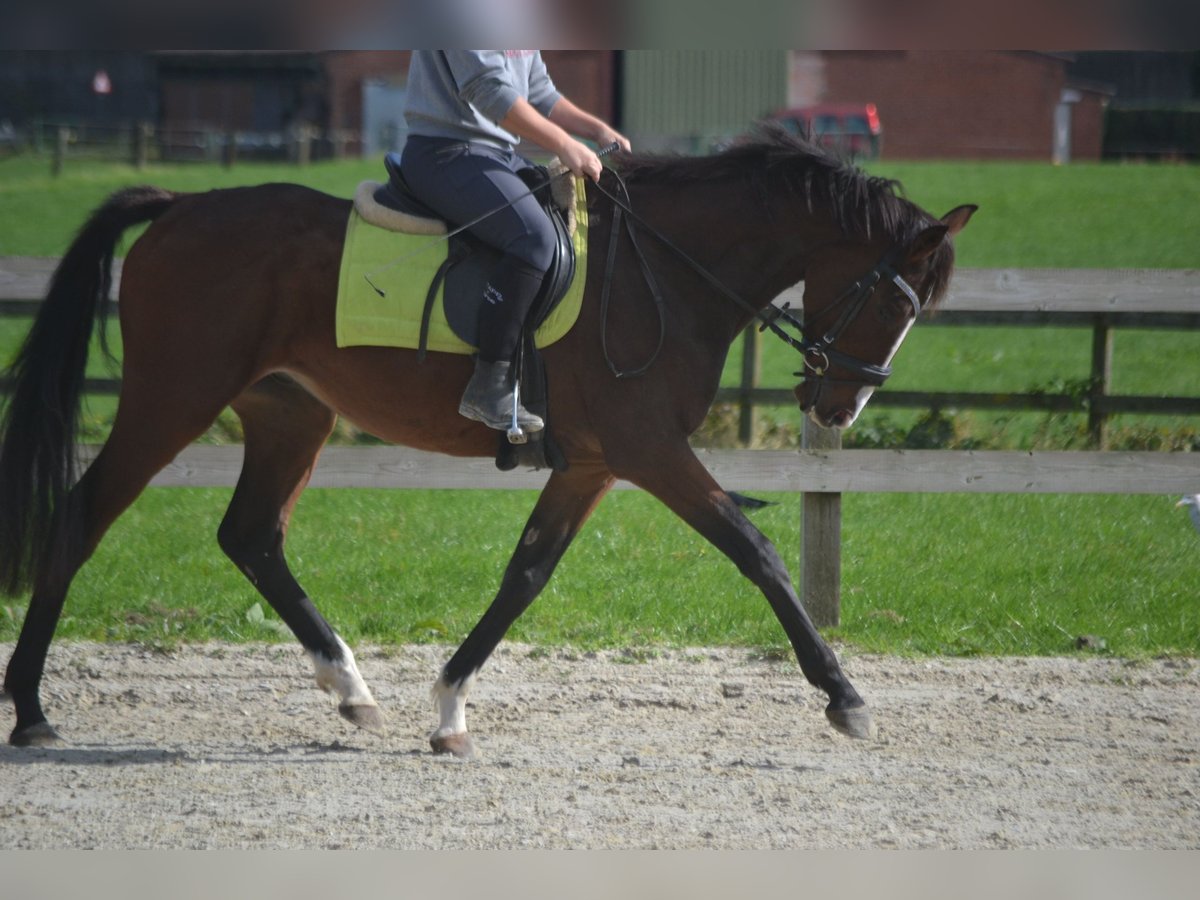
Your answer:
[338,702,386,736]
[430,730,477,759]
[825,703,877,740]
[10,721,63,748]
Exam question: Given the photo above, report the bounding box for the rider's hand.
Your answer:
[557,139,604,182]
[596,127,632,154]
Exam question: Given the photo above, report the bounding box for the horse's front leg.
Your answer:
[432,463,615,758]
[616,445,874,740]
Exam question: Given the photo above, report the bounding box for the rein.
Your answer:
[591,168,926,389]
[597,172,667,378]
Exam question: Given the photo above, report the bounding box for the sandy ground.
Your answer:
[0,640,1197,849]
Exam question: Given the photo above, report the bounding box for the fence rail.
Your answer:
[722,267,1200,444]
[128,444,1200,496]
[17,121,360,172]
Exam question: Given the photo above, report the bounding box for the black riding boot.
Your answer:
[458,257,546,433]
[459,357,544,432]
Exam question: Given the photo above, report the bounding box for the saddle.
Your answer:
[365,152,578,355]
[353,153,578,472]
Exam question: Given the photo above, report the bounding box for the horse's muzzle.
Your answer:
[793,382,859,431]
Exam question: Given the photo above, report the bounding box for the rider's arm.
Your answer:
[548,98,631,155]
[499,97,604,181]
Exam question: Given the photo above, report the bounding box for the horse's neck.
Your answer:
[726,194,854,308]
[628,180,817,326]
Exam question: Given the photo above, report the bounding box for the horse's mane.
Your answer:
[613,123,956,306]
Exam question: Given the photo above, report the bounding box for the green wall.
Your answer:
[620,50,788,152]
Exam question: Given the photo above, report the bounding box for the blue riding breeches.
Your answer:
[399,135,556,362]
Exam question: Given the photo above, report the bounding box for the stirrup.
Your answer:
[458,358,544,436]
[507,380,529,445]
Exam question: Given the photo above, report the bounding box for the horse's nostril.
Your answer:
[830,410,852,428]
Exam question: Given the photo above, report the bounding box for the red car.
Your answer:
[770,103,883,160]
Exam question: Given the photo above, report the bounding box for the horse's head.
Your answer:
[794,204,976,429]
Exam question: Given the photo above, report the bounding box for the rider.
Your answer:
[400,50,631,434]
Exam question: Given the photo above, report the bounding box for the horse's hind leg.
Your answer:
[431,463,615,758]
[218,375,383,735]
[5,388,234,746]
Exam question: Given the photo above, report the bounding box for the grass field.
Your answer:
[2,488,1195,659]
[2,153,1198,267]
[1,154,1198,658]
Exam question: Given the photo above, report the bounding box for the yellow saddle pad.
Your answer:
[335,179,588,354]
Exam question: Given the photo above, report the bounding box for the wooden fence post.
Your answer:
[1089,316,1113,448]
[738,326,760,445]
[134,123,152,169]
[52,126,69,176]
[801,419,841,628]
[295,125,314,166]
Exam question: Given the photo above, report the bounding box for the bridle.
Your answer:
[591,169,928,390]
[789,248,925,390]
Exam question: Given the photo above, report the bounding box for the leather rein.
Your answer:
[591,168,927,389]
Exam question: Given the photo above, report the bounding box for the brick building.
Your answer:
[2,51,1123,163]
[153,51,613,158]
[793,51,1113,161]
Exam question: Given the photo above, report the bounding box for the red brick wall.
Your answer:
[542,51,616,123]
[159,79,258,130]
[322,51,412,133]
[820,51,1088,161]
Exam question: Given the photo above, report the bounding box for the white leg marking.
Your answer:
[309,634,377,708]
[431,671,476,740]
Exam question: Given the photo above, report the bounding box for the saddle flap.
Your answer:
[335,177,587,358]
[441,198,576,347]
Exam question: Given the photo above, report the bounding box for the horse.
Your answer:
[0,128,974,756]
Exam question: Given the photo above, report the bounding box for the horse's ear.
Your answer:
[906,204,978,263]
[940,204,977,237]
[905,224,949,264]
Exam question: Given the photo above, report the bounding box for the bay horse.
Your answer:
[0,128,973,755]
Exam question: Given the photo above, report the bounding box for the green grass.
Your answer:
[1,156,1199,658]
[0,155,380,257]
[2,488,1195,658]
[867,160,1200,269]
[2,154,1198,267]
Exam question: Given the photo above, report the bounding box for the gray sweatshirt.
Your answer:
[404,50,563,149]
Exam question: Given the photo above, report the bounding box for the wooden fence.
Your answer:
[135,443,1200,495]
[135,441,1200,629]
[724,268,1200,445]
[23,121,352,173]
[5,259,1200,626]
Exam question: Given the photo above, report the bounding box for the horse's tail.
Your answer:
[0,185,178,597]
